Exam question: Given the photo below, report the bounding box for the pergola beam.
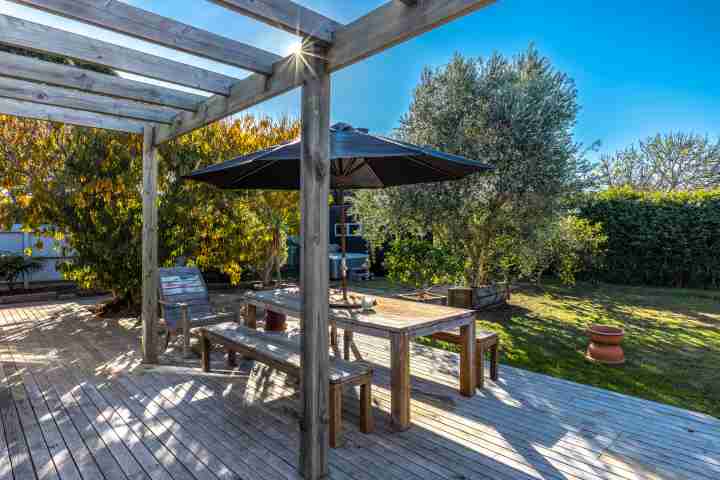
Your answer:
[209,0,340,43]
[7,0,282,75]
[155,56,304,143]
[0,76,181,124]
[0,97,152,133]
[155,0,496,145]
[0,14,238,95]
[328,0,495,72]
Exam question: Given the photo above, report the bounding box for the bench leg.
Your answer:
[490,343,499,381]
[459,322,476,396]
[360,381,373,434]
[476,342,485,389]
[201,333,211,372]
[329,384,342,448]
[227,348,236,368]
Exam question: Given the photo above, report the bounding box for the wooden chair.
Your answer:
[158,267,235,356]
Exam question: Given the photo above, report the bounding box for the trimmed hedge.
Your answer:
[576,188,720,288]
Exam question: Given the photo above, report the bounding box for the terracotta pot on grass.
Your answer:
[586,325,625,365]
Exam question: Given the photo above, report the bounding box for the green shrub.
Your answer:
[575,187,720,288]
[0,252,42,291]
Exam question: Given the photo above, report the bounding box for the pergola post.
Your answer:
[299,48,331,479]
[141,125,159,364]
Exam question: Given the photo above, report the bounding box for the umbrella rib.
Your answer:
[404,155,463,180]
[344,158,367,177]
[230,159,282,188]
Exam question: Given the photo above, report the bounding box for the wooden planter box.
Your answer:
[448,284,510,310]
[396,291,447,306]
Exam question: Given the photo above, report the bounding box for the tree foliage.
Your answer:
[596,132,720,191]
[352,47,593,286]
[0,114,300,302]
[501,215,607,285]
[575,187,720,288]
[384,238,463,290]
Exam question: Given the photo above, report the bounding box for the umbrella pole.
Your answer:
[338,189,349,301]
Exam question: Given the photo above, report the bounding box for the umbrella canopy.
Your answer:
[184,123,492,189]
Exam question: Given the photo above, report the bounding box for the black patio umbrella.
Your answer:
[185,123,493,302]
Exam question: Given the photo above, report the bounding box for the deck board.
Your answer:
[0,298,718,480]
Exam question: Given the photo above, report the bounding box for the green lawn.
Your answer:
[352,278,720,418]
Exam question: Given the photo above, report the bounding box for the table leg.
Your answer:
[330,324,342,359]
[227,348,236,368]
[390,332,411,431]
[343,330,353,361]
[460,321,476,396]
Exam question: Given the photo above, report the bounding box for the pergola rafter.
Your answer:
[0,96,150,133]
[0,1,497,478]
[0,14,239,94]
[209,0,342,43]
[6,0,283,74]
[0,76,182,124]
[0,51,205,111]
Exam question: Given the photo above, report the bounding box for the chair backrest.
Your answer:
[158,267,213,329]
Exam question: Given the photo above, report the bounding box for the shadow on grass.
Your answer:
[473,282,720,418]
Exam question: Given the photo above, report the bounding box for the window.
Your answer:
[334,223,363,237]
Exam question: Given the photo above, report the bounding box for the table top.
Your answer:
[244,287,475,336]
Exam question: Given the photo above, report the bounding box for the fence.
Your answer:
[0,226,73,286]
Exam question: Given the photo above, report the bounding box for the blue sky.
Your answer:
[1,0,719,159]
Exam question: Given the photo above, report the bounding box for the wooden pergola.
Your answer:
[0,1,495,477]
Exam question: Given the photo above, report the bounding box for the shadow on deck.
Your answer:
[0,299,718,480]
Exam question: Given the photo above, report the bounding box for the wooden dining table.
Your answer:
[243,288,477,431]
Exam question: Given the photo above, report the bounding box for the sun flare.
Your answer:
[287,40,303,56]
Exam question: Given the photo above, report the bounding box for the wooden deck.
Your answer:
[0,298,718,480]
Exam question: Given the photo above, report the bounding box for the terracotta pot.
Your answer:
[265,310,287,332]
[586,325,625,365]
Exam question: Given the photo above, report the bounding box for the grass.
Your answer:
[352,278,720,418]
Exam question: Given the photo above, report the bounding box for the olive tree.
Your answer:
[353,47,593,286]
[596,132,720,191]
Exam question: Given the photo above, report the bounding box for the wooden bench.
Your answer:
[198,322,374,448]
[158,267,236,357]
[429,331,499,388]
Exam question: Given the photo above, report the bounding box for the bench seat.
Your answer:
[199,322,373,447]
[428,330,499,388]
